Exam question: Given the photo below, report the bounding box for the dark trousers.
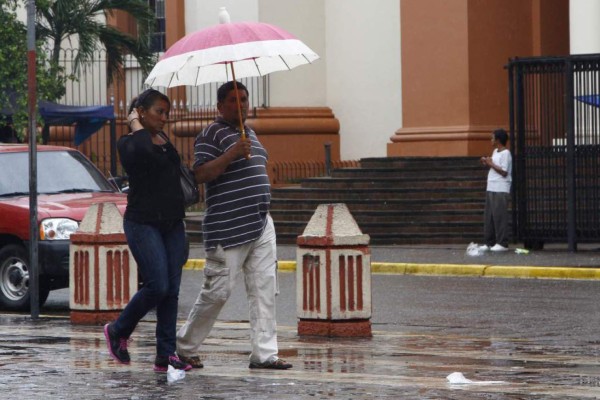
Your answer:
[484,191,510,247]
[114,218,186,357]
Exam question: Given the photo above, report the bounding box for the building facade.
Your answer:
[21,0,600,161]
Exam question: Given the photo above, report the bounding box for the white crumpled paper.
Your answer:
[446,371,505,385]
[167,365,185,383]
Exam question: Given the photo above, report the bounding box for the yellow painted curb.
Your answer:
[183,259,600,280]
[184,259,205,270]
[381,263,486,276]
[483,265,600,280]
[183,259,295,271]
[278,260,296,272]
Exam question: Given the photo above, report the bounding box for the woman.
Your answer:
[103,88,191,372]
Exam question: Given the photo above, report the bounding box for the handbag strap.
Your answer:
[157,131,184,164]
[157,131,171,144]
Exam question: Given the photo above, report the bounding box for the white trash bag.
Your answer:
[447,371,505,385]
[167,365,185,383]
[466,242,484,257]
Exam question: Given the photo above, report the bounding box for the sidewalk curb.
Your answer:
[183,259,600,280]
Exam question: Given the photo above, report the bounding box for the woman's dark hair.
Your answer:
[493,128,509,146]
[217,81,248,103]
[128,88,170,114]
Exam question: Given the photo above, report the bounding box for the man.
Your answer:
[479,128,512,252]
[176,81,292,370]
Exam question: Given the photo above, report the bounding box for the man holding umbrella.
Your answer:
[176,81,292,370]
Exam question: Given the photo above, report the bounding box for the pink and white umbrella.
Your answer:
[144,10,319,88]
[145,8,318,140]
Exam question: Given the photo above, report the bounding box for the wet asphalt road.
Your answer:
[45,270,600,341]
[31,267,600,399]
[5,243,600,399]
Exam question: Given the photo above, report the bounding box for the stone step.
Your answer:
[270,209,484,223]
[271,187,484,201]
[184,213,203,244]
[298,176,486,190]
[331,167,484,179]
[187,230,483,246]
[275,220,482,234]
[188,157,499,246]
[359,156,481,169]
[276,232,480,245]
[270,198,485,211]
[187,213,488,245]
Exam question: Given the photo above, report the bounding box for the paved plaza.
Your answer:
[2,244,600,399]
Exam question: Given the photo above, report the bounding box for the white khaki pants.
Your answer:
[176,215,279,363]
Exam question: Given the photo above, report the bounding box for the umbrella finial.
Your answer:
[218,7,231,24]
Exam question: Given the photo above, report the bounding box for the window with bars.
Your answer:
[148,0,166,53]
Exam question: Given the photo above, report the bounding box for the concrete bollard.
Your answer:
[296,203,372,337]
[69,202,137,325]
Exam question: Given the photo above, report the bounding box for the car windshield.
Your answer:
[0,150,115,196]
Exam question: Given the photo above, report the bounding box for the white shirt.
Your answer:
[486,148,512,193]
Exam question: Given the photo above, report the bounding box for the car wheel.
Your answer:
[0,244,50,311]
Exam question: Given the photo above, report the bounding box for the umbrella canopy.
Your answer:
[145,16,319,88]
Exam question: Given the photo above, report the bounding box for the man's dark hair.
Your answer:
[217,81,248,103]
[493,128,509,146]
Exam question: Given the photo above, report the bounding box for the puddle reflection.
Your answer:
[300,347,366,374]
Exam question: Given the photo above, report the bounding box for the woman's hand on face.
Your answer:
[128,109,143,131]
[128,109,139,124]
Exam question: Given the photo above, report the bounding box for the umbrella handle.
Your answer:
[231,65,250,159]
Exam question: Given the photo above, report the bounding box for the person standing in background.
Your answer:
[479,128,512,252]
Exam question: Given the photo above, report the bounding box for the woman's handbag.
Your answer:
[180,163,200,208]
[158,131,200,208]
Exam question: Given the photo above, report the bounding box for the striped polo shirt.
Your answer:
[194,117,271,250]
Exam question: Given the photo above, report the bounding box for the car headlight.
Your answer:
[39,218,79,240]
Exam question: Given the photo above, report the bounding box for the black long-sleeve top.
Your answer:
[117,129,185,223]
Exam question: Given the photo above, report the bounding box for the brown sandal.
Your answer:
[178,354,204,368]
[249,358,292,370]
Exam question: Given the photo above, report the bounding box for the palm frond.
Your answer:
[97,26,157,81]
[35,0,157,84]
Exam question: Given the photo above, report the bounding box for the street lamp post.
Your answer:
[27,0,39,319]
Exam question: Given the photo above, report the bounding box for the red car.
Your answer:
[0,144,127,310]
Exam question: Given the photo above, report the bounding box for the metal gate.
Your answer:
[508,55,600,250]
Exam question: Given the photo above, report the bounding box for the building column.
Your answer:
[570,0,600,54]
[164,0,187,106]
[569,0,600,145]
[165,0,186,48]
[388,0,568,157]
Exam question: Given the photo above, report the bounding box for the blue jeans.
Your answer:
[113,218,186,357]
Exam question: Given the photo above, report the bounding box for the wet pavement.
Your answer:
[3,311,600,399]
[3,244,600,399]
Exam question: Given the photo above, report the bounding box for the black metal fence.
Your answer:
[508,55,600,250]
[49,49,269,176]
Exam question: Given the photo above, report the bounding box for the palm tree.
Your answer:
[35,0,157,83]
